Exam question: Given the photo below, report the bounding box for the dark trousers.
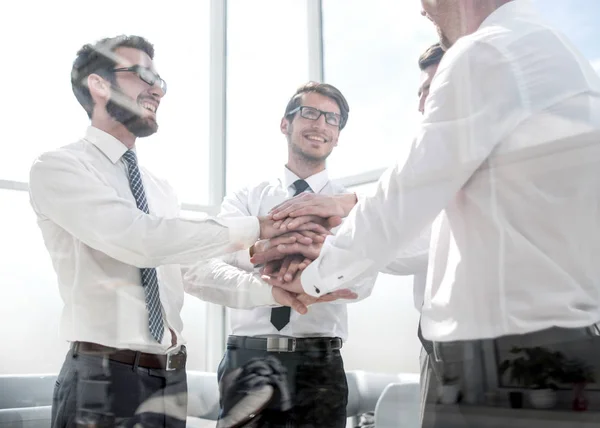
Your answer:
[51,347,187,428]
[421,326,600,428]
[217,343,348,428]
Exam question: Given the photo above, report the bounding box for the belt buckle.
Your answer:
[165,352,176,371]
[165,348,185,371]
[266,337,296,352]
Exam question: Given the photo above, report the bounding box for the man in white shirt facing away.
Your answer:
[28,36,345,428]
[184,82,376,427]
[263,1,600,426]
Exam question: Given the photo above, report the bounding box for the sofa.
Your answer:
[0,371,420,427]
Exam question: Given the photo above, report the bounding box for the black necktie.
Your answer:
[270,179,310,331]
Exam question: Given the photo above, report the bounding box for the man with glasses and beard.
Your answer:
[183,82,376,427]
[28,35,345,428]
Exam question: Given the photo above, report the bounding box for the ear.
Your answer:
[87,73,111,102]
[280,117,289,135]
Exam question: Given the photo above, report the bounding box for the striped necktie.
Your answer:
[270,179,310,331]
[122,150,165,342]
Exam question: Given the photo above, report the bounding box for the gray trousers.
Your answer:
[51,347,188,427]
[419,326,600,428]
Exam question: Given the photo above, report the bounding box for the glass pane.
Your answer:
[322,0,436,179]
[226,0,309,193]
[0,189,66,374]
[342,273,422,373]
[0,192,211,375]
[535,0,600,70]
[0,1,210,204]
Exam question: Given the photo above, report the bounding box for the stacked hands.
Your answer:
[256,192,357,314]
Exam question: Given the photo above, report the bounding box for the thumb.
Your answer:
[328,216,343,228]
[276,289,308,314]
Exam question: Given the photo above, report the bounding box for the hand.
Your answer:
[251,241,323,266]
[273,214,343,234]
[271,286,358,314]
[251,231,314,258]
[251,231,325,263]
[258,216,334,239]
[269,193,357,222]
[276,254,311,282]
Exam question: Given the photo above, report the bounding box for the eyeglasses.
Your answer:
[112,65,167,94]
[288,106,342,127]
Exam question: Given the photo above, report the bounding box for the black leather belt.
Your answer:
[71,341,186,371]
[227,335,343,353]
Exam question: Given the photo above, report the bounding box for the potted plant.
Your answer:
[498,346,565,409]
[560,358,596,411]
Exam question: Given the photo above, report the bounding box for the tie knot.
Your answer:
[122,150,138,166]
[293,179,310,196]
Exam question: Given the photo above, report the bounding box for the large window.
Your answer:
[321,0,436,179]
[535,0,600,71]
[225,0,310,193]
[0,0,212,374]
[0,0,211,205]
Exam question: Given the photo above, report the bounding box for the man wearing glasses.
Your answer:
[184,82,377,427]
[29,36,340,427]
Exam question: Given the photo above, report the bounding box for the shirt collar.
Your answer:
[84,126,131,164]
[282,166,329,194]
[479,0,536,29]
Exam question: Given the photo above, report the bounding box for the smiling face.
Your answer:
[102,46,165,138]
[280,91,341,164]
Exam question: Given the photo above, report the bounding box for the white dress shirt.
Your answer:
[301,0,600,341]
[29,126,261,354]
[184,167,377,342]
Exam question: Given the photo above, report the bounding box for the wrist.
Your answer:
[339,193,358,216]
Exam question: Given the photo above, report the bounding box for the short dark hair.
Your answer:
[418,42,445,71]
[283,81,350,130]
[71,35,155,118]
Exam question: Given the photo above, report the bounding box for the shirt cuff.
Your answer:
[251,280,278,307]
[301,261,331,297]
[218,216,259,249]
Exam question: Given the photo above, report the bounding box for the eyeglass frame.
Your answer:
[111,65,167,94]
[287,106,342,127]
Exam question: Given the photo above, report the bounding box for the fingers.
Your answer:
[283,256,303,282]
[294,222,331,235]
[269,193,315,220]
[275,242,321,260]
[261,274,304,294]
[299,230,326,243]
[298,257,311,270]
[271,288,308,315]
[327,215,343,228]
[278,256,293,281]
[250,246,286,265]
[262,260,281,276]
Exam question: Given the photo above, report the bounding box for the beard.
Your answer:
[290,140,331,163]
[105,89,158,138]
[287,123,332,164]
